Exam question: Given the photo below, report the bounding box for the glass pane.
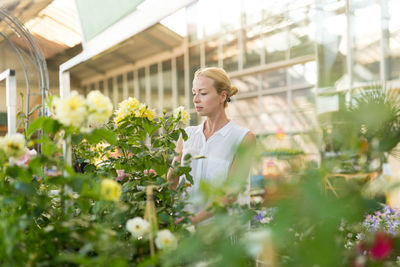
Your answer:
[235,98,260,117]
[264,30,289,64]
[162,60,173,112]
[351,0,380,83]
[199,0,221,37]
[261,69,287,90]
[176,55,185,106]
[189,45,200,79]
[127,71,134,97]
[231,74,259,94]
[222,32,239,72]
[316,0,347,88]
[117,75,124,104]
[150,64,158,109]
[187,2,200,42]
[262,0,291,17]
[226,102,240,118]
[288,62,317,85]
[189,45,200,109]
[205,39,219,67]
[219,0,240,32]
[387,0,400,80]
[260,93,288,113]
[247,115,264,135]
[243,25,262,69]
[292,88,315,111]
[270,111,292,133]
[290,109,317,132]
[138,68,146,103]
[243,0,263,26]
[288,8,315,58]
[259,113,278,133]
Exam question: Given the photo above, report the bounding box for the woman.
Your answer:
[168,67,256,225]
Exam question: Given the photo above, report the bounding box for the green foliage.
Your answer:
[0,108,191,266]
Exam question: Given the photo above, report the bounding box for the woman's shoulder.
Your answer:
[230,120,250,135]
[229,120,254,145]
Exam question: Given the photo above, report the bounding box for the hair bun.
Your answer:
[230,86,238,97]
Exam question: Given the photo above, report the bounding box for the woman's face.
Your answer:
[192,75,226,116]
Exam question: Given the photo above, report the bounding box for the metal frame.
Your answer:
[0,8,49,132]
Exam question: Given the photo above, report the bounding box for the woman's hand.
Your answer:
[174,217,185,225]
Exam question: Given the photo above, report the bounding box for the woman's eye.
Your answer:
[201,93,207,96]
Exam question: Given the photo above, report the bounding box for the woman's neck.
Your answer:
[203,111,230,137]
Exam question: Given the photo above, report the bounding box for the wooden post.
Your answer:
[144,185,158,256]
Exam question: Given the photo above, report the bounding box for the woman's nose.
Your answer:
[193,94,199,103]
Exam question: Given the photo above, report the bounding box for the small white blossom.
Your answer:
[155,229,177,249]
[173,106,190,124]
[0,133,26,158]
[54,91,87,128]
[126,217,150,238]
[86,90,113,127]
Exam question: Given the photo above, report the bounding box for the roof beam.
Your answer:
[142,31,172,50]
[86,63,105,75]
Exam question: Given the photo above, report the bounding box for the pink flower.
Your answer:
[143,169,157,177]
[116,169,129,181]
[12,149,37,167]
[369,232,392,260]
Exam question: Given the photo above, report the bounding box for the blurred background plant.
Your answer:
[319,86,400,175]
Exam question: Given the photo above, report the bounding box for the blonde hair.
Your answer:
[194,67,238,107]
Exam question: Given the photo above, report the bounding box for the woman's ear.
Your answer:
[220,91,227,104]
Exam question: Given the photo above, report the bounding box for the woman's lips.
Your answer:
[195,106,203,111]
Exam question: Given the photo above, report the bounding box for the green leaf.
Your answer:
[86,128,117,145]
[28,104,42,117]
[170,130,180,141]
[26,117,46,138]
[158,212,171,224]
[71,134,84,145]
[43,118,62,135]
[185,173,193,184]
[42,142,59,156]
[14,182,36,196]
[180,128,188,141]
[6,165,32,182]
[143,120,160,136]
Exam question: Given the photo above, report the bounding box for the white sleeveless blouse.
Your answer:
[181,120,250,212]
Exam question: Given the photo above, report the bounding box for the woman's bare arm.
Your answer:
[228,131,257,181]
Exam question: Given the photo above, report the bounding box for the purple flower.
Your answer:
[384,205,394,214]
[254,213,264,222]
